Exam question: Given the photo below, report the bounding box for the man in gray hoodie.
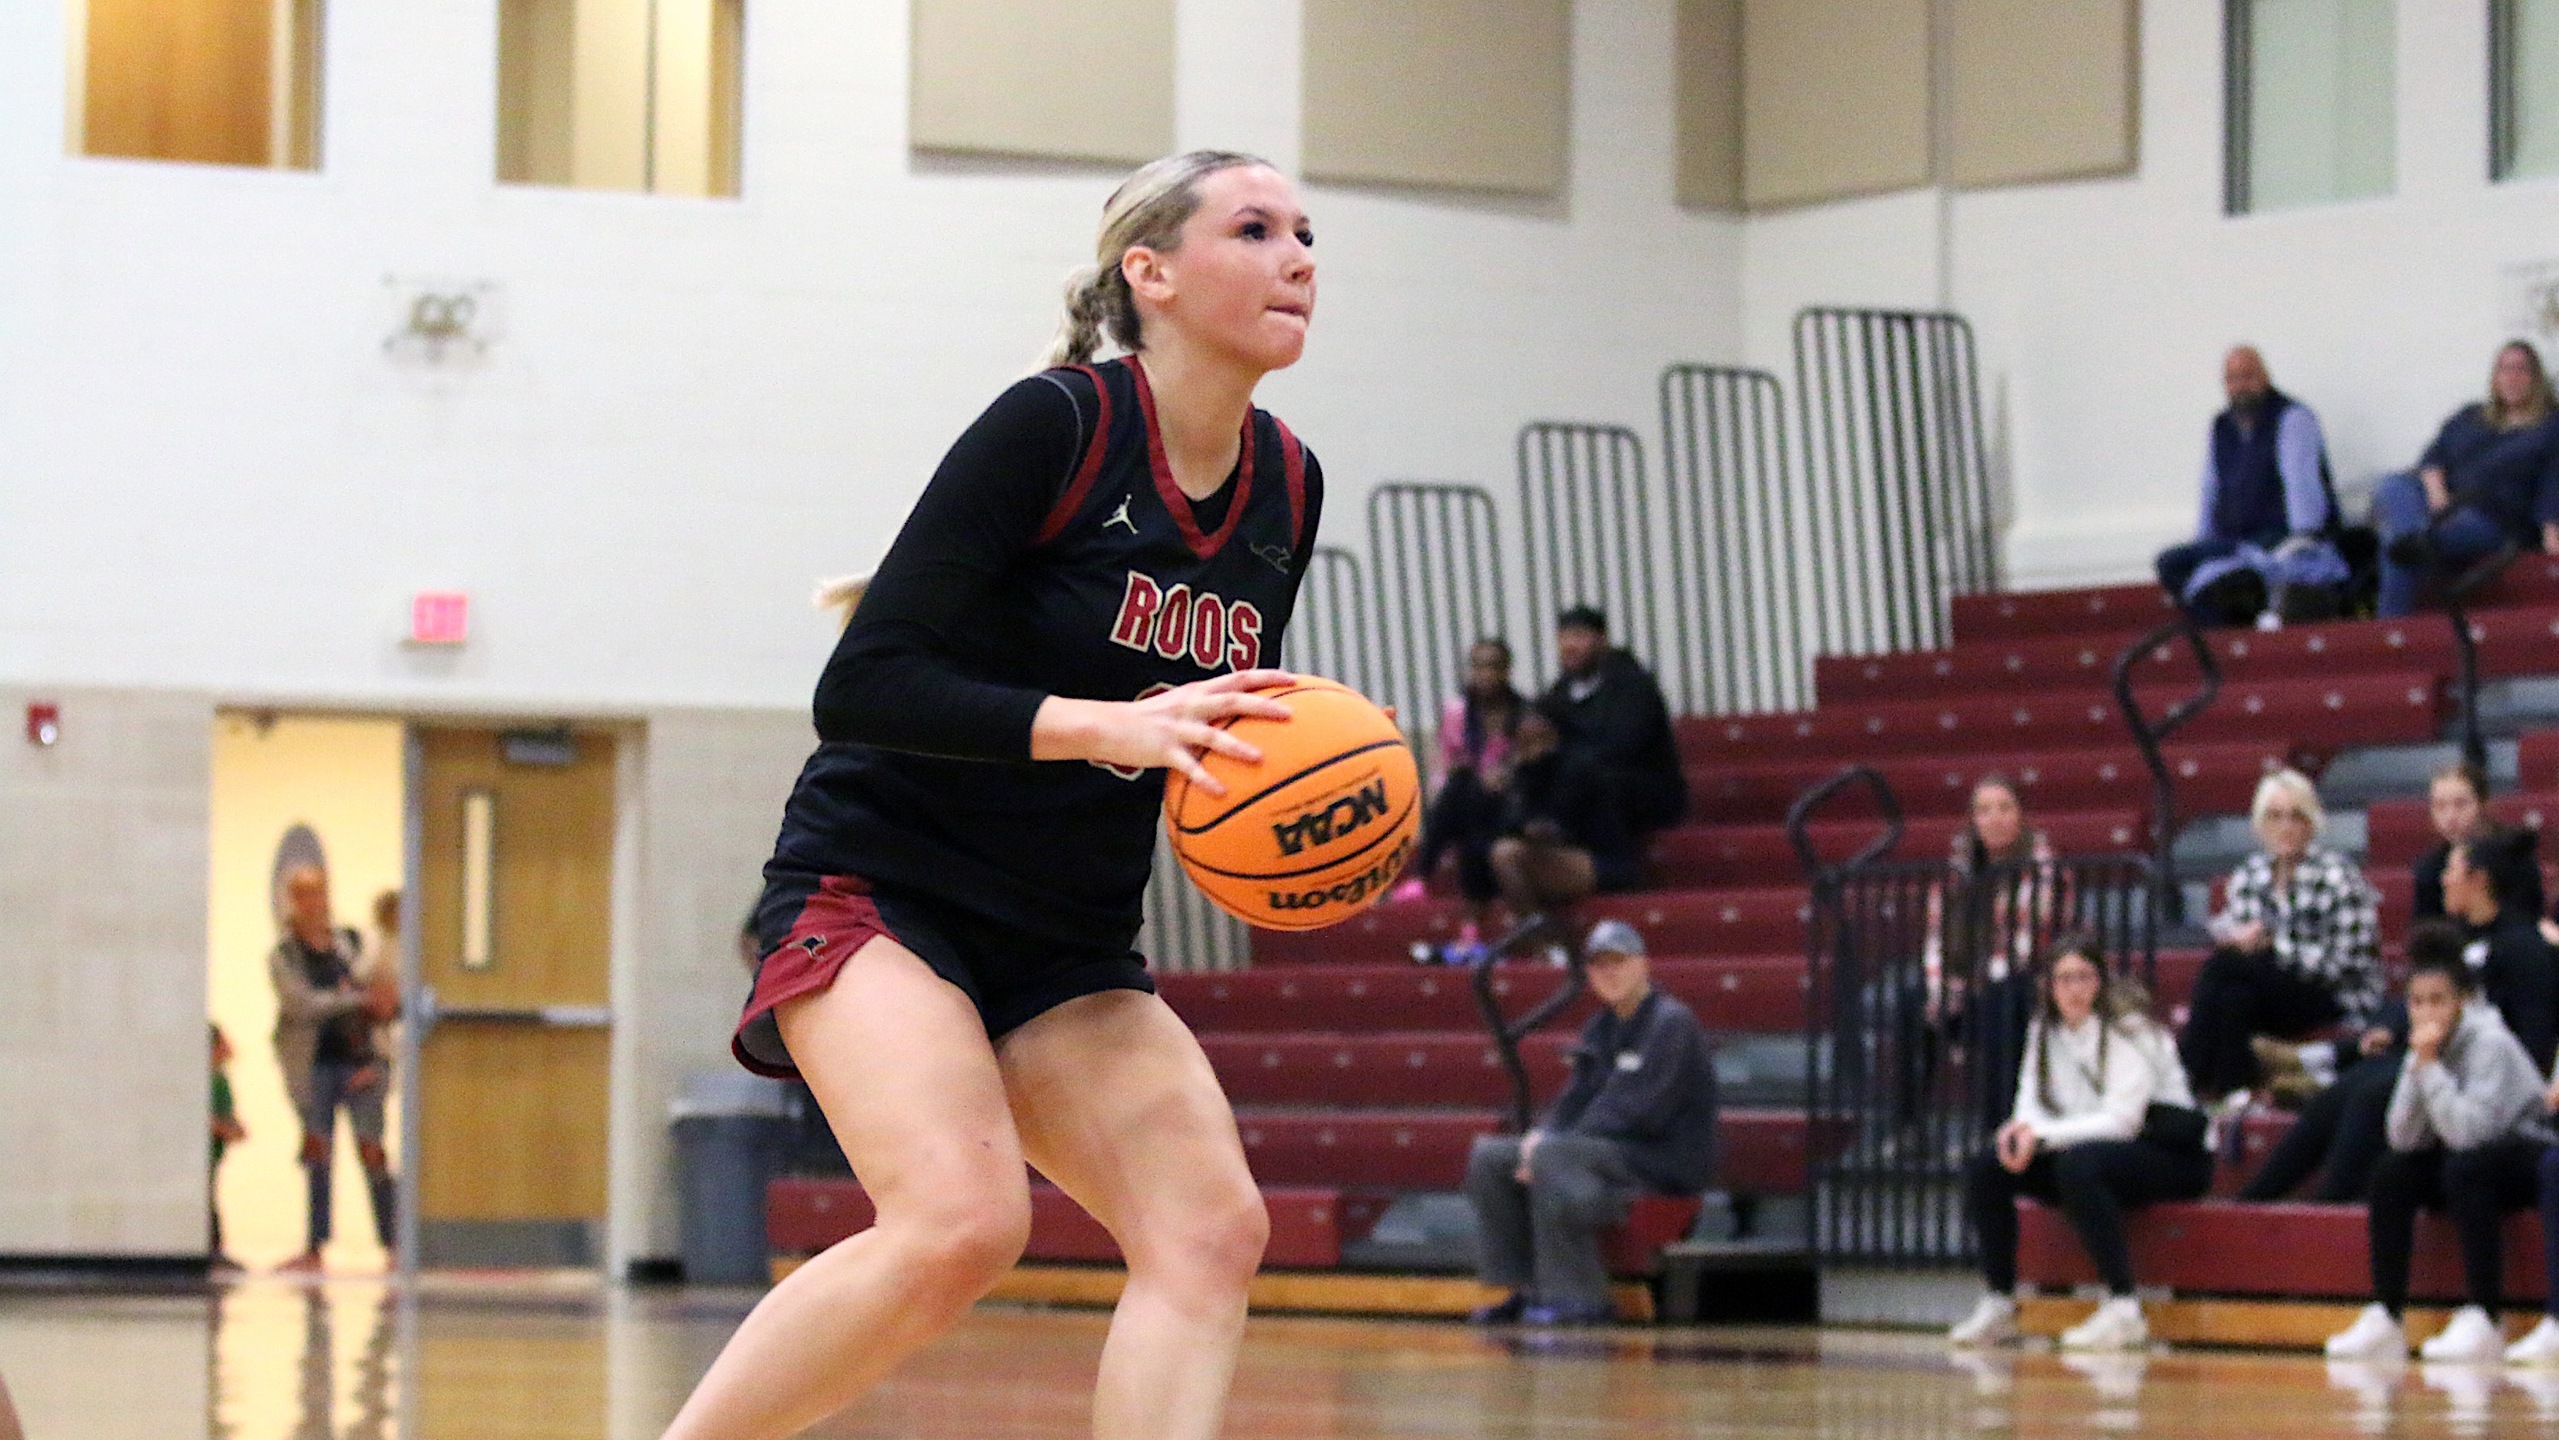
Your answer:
[2327,932,2555,1362]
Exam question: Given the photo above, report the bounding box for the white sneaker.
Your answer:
[2420,1305,2506,1363]
[2326,1303,2410,1360]
[2508,1315,2559,1366]
[2059,1295,2148,1352]
[1948,1293,2019,1347]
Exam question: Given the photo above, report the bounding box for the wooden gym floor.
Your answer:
[7,1273,2559,1437]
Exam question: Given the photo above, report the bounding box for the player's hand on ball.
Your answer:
[1096,670,1296,796]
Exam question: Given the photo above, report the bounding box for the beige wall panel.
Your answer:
[1301,0,1571,197]
[1675,0,1743,210]
[497,0,576,185]
[1948,0,2138,189]
[910,0,1174,165]
[82,0,274,166]
[0,688,214,1255]
[1741,0,1931,209]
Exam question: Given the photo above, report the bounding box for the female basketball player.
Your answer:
[660,152,1320,1440]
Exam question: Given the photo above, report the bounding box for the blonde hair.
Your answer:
[1045,150,1272,368]
[2250,767,2324,838]
[813,572,873,632]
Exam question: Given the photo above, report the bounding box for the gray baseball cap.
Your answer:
[1584,919,1646,960]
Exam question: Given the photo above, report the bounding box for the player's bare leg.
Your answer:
[1001,989,1268,1440]
[659,938,1028,1440]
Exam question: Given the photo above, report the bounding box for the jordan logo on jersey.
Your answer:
[1108,571,1265,671]
[1103,497,1138,534]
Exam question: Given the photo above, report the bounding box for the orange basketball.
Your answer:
[1163,676,1421,932]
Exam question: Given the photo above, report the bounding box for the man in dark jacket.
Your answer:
[1540,606,1687,839]
[1462,921,1718,1325]
[2154,346,2346,625]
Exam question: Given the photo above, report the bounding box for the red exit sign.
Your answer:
[411,592,469,645]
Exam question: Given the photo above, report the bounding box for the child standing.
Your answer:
[209,1023,246,1275]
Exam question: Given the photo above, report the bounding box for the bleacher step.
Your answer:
[2478,678,2559,737]
[2317,739,2520,807]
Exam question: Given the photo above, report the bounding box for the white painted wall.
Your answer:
[0,0,1743,711]
[1742,0,2559,588]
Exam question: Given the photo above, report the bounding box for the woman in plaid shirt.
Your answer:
[2177,768,2383,1103]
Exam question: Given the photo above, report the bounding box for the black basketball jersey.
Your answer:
[767,356,1320,946]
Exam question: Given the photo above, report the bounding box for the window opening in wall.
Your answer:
[2495,0,2559,180]
[2225,0,2396,214]
[71,0,325,168]
[496,0,745,197]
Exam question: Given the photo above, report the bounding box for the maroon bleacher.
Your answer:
[2523,730,2559,791]
[2018,1199,2547,1304]
[1951,583,2178,646]
[1816,605,2559,707]
[1159,957,1811,1035]
[1681,672,2441,767]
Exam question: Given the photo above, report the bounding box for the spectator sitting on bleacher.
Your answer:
[2242,808,2555,1204]
[2415,761,2548,922]
[1541,606,1687,841]
[1922,776,2066,1133]
[1388,638,1528,942]
[1948,932,2212,1353]
[2153,346,2348,628]
[2372,339,2559,618]
[2323,934,2553,1362]
[1477,705,1644,931]
[1463,919,1717,1327]
[2177,769,2383,1110]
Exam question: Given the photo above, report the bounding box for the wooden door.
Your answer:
[413,727,616,1268]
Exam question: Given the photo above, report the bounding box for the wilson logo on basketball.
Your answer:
[1265,832,1416,915]
[1270,778,1391,857]
[1108,571,1265,671]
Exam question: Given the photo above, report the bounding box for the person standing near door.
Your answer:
[671,152,1321,1440]
[267,864,398,1273]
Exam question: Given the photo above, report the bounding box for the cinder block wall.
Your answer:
[0,687,215,1256]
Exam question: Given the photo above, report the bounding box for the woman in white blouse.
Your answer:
[1950,932,2215,1352]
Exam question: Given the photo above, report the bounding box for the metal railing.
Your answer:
[1515,422,1660,691]
[1470,925,1588,1134]
[1367,482,1513,755]
[2111,618,2221,926]
[1792,309,2000,659]
[1792,779,2160,1267]
[2439,538,2520,780]
[1281,544,1380,697]
[1660,364,1810,715]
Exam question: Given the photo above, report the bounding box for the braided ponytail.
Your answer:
[1043,149,1273,368]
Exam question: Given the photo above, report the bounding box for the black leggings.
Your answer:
[1966,1141,2215,1296]
[1416,770,1506,903]
[2367,1142,2543,1317]
[2239,1051,2402,1202]
[2176,946,2346,1100]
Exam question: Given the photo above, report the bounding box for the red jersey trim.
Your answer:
[1271,413,1308,555]
[1032,363,1116,547]
[1130,355,1256,561]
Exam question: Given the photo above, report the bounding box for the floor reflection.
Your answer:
[18,1280,2559,1437]
[210,1280,398,1440]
